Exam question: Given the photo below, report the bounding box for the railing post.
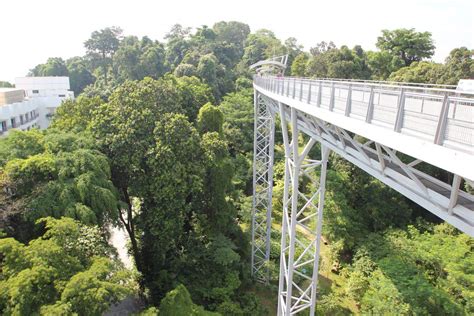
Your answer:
[299,81,302,101]
[286,79,290,96]
[345,84,352,116]
[317,81,322,107]
[292,79,296,98]
[365,86,375,123]
[329,82,335,111]
[307,83,312,104]
[434,93,450,145]
[394,88,406,132]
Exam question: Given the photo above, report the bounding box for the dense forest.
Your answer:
[0,22,473,315]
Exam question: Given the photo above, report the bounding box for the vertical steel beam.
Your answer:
[251,92,276,283]
[277,104,331,316]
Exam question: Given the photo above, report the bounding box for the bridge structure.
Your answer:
[250,56,474,315]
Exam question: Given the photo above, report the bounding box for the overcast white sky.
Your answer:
[1,0,473,82]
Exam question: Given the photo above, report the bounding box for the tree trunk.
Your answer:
[118,187,142,272]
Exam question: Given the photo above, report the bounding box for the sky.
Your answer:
[0,0,473,82]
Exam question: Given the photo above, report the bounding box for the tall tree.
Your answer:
[376,28,435,66]
[84,27,123,84]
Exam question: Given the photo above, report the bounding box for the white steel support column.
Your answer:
[277,104,330,316]
[251,91,276,282]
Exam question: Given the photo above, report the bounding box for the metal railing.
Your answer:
[254,76,474,155]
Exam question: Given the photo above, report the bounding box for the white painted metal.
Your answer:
[276,103,330,315]
[251,91,276,282]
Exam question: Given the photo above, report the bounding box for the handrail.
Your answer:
[283,76,458,89]
[254,76,474,156]
[259,75,474,97]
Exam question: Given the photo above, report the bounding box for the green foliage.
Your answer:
[0,81,13,88]
[0,130,119,232]
[344,224,473,314]
[219,90,254,155]
[66,57,95,95]
[367,50,404,80]
[0,129,44,166]
[438,47,474,85]
[291,53,309,77]
[306,45,371,79]
[197,103,224,134]
[84,27,123,84]
[166,75,215,121]
[376,28,435,66]
[0,217,130,315]
[389,61,444,83]
[160,285,219,316]
[29,57,69,77]
[114,36,168,82]
[51,96,104,132]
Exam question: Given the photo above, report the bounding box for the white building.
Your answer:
[0,77,74,136]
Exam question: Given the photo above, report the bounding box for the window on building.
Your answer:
[10,118,16,128]
[25,113,29,122]
[20,115,24,125]
[32,90,39,94]
[59,94,66,97]
[1,121,7,132]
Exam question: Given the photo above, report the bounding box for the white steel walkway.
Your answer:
[250,70,474,315]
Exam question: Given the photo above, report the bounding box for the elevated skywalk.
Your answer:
[254,75,474,235]
[250,70,474,315]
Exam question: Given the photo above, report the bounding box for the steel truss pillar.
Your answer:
[277,104,330,316]
[251,91,276,282]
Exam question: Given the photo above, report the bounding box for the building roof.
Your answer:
[0,88,25,106]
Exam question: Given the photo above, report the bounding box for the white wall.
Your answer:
[0,99,39,136]
[1,77,75,136]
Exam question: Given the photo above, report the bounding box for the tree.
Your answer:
[284,37,304,75]
[66,56,95,95]
[0,81,13,88]
[239,29,285,69]
[197,103,224,134]
[367,51,404,80]
[165,24,191,68]
[438,47,474,85]
[29,57,69,77]
[90,78,183,272]
[114,36,167,82]
[159,284,219,316]
[166,75,215,121]
[376,28,435,66]
[310,41,336,56]
[388,61,444,83]
[0,217,131,315]
[219,90,254,155]
[84,27,123,84]
[51,96,104,132]
[291,53,309,77]
[306,45,371,79]
[213,21,250,49]
[0,130,119,239]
